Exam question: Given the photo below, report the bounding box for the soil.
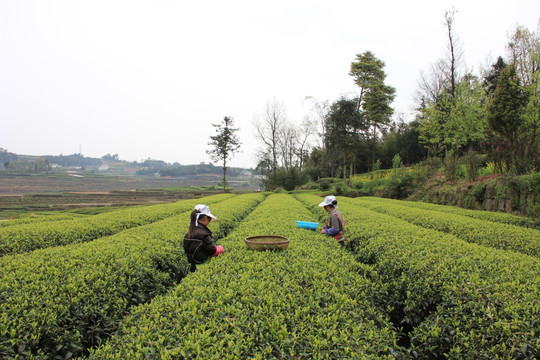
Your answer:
[0,173,241,217]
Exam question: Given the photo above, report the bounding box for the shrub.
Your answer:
[373,159,381,171]
[463,150,483,181]
[383,171,416,199]
[421,157,443,178]
[478,161,497,178]
[392,154,402,169]
[317,177,340,191]
[443,152,459,182]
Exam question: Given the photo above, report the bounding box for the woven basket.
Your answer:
[244,235,290,251]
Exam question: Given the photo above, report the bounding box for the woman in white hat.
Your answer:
[319,195,345,247]
[183,204,224,272]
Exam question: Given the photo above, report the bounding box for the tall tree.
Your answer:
[445,74,487,152]
[254,99,287,176]
[506,24,540,171]
[324,97,366,178]
[350,51,396,170]
[381,117,427,167]
[278,123,297,170]
[483,56,507,97]
[296,116,316,170]
[207,116,241,192]
[507,25,540,88]
[443,7,464,97]
[416,7,465,157]
[303,96,330,150]
[486,66,530,173]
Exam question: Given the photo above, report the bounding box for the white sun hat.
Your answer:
[194,204,218,226]
[318,195,337,207]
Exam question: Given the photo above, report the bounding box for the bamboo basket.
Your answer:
[244,235,289,251]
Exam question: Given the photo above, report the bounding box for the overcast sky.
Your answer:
[1,0,538,168]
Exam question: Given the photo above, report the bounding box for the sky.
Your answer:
[1,0,538,169]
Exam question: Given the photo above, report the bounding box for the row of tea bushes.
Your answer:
[0,193,264,359]
[296,194,540,358]
[359,196,540,229]
[88,194,398,359]
[0,212,87,227]
[354,197,540,258]
[0,193,235,256]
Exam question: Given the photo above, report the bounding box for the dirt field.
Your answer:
[0,173,228,194]
[0,173,253,217]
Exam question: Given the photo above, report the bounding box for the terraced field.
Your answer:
[1,194,538,359]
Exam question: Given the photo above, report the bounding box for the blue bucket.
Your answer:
[296,221,318,230]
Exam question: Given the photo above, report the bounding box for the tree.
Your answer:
[445,74,487,152]
[277,123,298,170]
[303,96,330,150]
[207,116,241,192]
[507,24,540,88]
[416,8,466,157]
[442,7,464,98]
[486,66,530,173]
[380,117,427,167]
[416,59,448,107]
[303,147,331,181]
[324,97,367,178]
[254,99,286,176]
[296,116,316,169]
[506,24,540,171]
[483,56,507,96]
[350,51,396,170]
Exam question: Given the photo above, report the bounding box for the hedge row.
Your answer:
[360,196,539,229]
[354,197,540,258]
[0,193,235,256]
[88,194,398,359]
[295,193,540,359]
[0,193,265,359]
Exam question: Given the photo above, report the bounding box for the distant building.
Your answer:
[239,170,252,178]
[98,164,110,172]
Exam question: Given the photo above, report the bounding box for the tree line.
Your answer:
[0,149,251,178]
[251,10,539,190]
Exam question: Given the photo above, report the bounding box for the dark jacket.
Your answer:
[183,224,217,265]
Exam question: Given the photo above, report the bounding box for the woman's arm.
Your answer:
[201,235,217,256]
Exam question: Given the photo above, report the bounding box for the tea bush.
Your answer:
[0,193,264,359]
[354,197,540,257]
[359,196,539,229]
[0,193,235,255]
[88,194,398,359]
[295,194,540,359]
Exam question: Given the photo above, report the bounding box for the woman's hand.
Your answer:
[213,245,225,256]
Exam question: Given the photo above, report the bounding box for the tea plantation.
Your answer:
[1,193,538,359]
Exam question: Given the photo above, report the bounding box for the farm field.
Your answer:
[0,173,255,195]
[0,172,259,219]
[1,193,539,359]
